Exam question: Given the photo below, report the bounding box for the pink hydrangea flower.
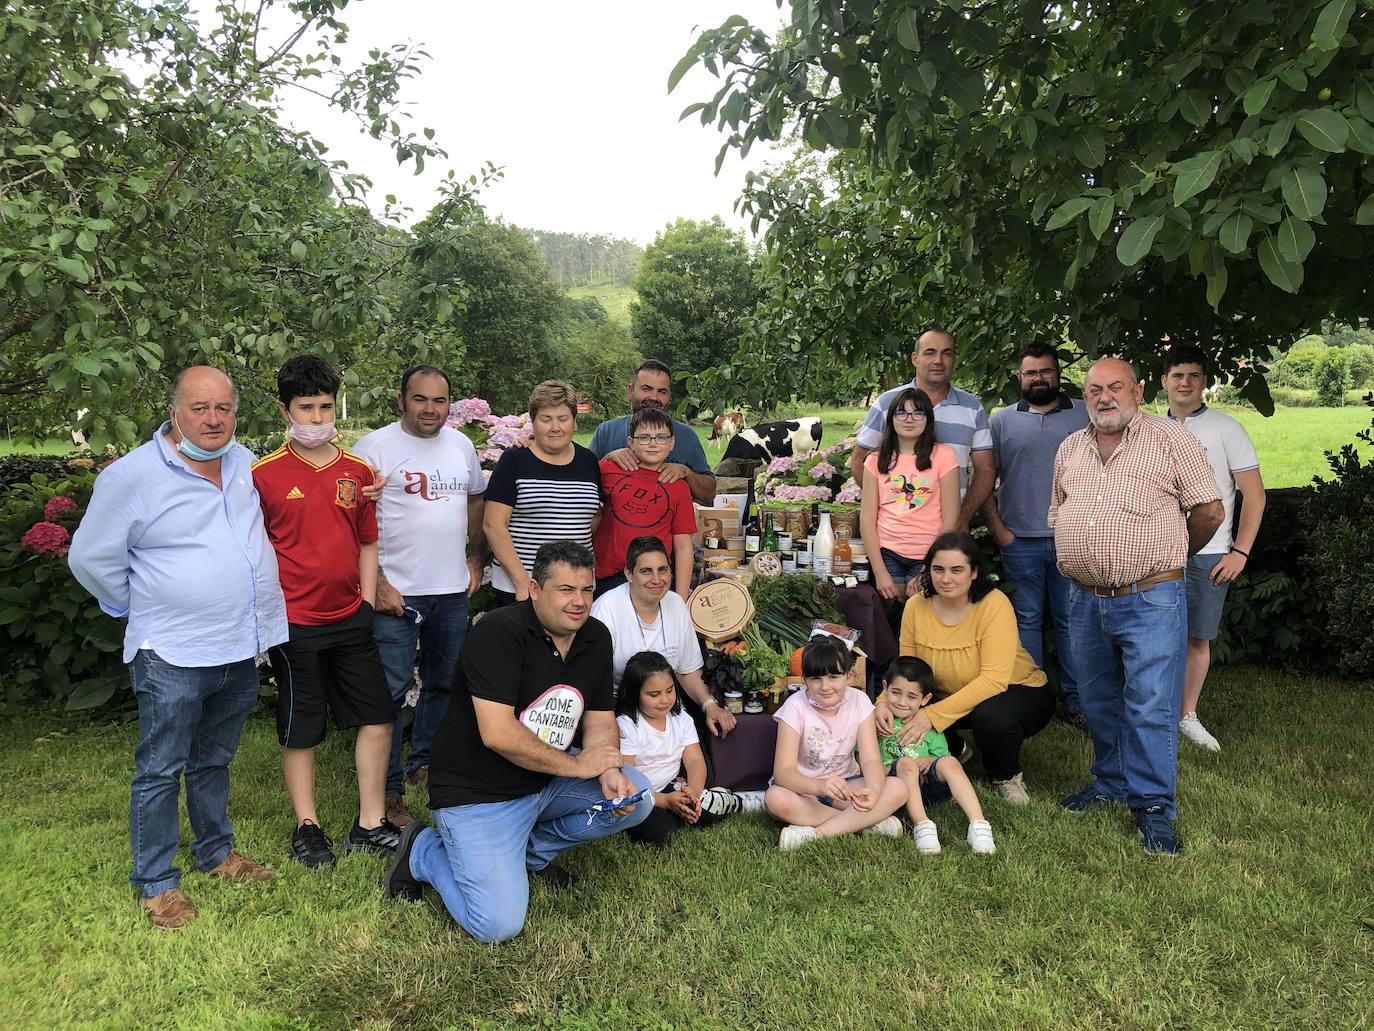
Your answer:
[447,397,493,427]
[21,521,70,556]
[835,480,861,504]
[766,455,798,475]
[808,461,837,480]
[44,495,77,521]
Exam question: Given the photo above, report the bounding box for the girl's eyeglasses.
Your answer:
[893,410,927,421]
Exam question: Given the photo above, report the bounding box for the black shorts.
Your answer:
[887,754,955,805]
[269,602,393,748]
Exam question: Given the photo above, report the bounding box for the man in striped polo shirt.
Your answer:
[849,327,995,532]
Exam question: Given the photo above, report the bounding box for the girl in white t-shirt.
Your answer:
[615,652,742,846]
[766,636,909,851]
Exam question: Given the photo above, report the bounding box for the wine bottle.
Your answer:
[742,477,760,555]
[762,511,778,553]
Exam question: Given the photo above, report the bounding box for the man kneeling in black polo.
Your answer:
[384,540,652,941]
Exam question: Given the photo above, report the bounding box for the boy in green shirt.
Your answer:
[880,657,993,855]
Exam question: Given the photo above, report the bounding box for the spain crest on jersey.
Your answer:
[335,477,358,509]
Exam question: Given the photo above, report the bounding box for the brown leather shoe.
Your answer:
[206,849,275,882]
[141,889,197,929]
[385,793,412,828]
[406,765,429,787]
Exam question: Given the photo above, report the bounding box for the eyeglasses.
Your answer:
[893,411,927,421]
[631,434,673,444]
[1019,369,1057,380]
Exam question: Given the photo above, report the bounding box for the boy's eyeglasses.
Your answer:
[631,434,673,444]
[893,411,927,421]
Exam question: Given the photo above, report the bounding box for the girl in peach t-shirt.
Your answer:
[860,386,960,601]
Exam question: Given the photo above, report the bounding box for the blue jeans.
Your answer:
[128,650,260,897]
[1000,535,1079,711]
[1068,579,1187,819]
[408,765,653,942]
[372,593,468,796]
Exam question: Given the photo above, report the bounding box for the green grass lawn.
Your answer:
[2,665,1370,1029]
[568,281,637,324]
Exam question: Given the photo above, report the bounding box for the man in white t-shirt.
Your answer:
[1160,345,1266,753]
[353,364,487,827]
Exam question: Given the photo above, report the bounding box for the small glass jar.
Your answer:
[743,689,764,714]
[777,530,794,551]
[725,690,744,714]
[781,550,797,573]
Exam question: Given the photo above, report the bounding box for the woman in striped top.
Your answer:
[483,381,603,606]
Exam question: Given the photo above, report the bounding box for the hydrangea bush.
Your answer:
[759,436,860,507]
[0,468,126,711]
[446,397,532,470]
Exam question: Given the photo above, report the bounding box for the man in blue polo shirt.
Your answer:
[981,343,1091,735]
[588,359,716,504]
[848,327,995,532]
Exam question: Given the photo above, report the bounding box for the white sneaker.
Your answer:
[1179,713,1221,752]
[967,820,996,855]
[912,819,941,854]
[862,816,902,838]
[992,772,1030,806]
[779,825,818,851]
[736,789,768,812]
[698,787,743,816]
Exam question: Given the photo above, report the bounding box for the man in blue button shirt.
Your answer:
[69,366,289,929]
[587,359,716,504]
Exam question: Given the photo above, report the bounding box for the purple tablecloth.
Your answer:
[835,584,898,669]
[704,712,777,792]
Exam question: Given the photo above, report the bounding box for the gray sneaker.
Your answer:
[1179,713,1221,752]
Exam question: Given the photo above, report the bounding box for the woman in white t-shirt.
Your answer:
[590,536,736,738]
[615,652,743,846]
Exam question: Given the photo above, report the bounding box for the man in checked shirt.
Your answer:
[1050,357,1223,854]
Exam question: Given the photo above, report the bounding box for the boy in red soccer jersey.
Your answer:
[591,407,698,599]
[253,356,398,868]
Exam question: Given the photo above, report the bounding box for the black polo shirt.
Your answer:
[427,599,614,808]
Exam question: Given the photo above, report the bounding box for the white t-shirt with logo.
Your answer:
[590,583,703,689]
[616,709,699,792]
[1173,407,1260,555]
[352,422,486,595]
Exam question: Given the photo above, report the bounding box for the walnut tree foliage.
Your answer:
[0,0,492,448]
[675,0,1374,410]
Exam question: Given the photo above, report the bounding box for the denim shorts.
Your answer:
[880,548,925,585]
[1185,553,1230,641]
[816,774,866,808]
[887,754,954,805]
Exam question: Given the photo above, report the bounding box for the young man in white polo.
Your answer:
[1160,344,1266,753]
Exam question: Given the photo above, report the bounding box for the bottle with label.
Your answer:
[833,532,852,575]
[743,478,761,555]
[762,511,778,553]
[812,511,835,578]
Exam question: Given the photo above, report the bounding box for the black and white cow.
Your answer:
[721,417,823,463]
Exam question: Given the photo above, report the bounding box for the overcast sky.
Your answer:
[269,0,788,245]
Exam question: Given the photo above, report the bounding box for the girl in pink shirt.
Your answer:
[766,637,909,850]
[859,387,960,602]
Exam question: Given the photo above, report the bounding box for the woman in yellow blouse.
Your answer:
[877,531,1056,805]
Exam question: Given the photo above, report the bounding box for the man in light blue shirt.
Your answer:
[848,328,995,531]
[587,359,716,504]
[69,366,288,929]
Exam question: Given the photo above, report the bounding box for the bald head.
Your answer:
[171,366,238,408]
[1084,357,1143,434]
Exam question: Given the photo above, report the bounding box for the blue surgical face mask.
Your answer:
[173,414,236,461]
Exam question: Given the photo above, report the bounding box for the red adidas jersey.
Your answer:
[252,443,378,625]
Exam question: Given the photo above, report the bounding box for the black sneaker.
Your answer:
[1058,784,1116,814]
[344,818,401,855]
[384,820,426,901]
[530,862,575,891]
[1060,708,1091,734]
[1135,806,1181,855]
[290,820,337,869]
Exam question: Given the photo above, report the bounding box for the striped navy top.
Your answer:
[485,444,603,592]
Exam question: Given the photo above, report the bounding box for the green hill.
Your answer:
[568,280,637,325]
